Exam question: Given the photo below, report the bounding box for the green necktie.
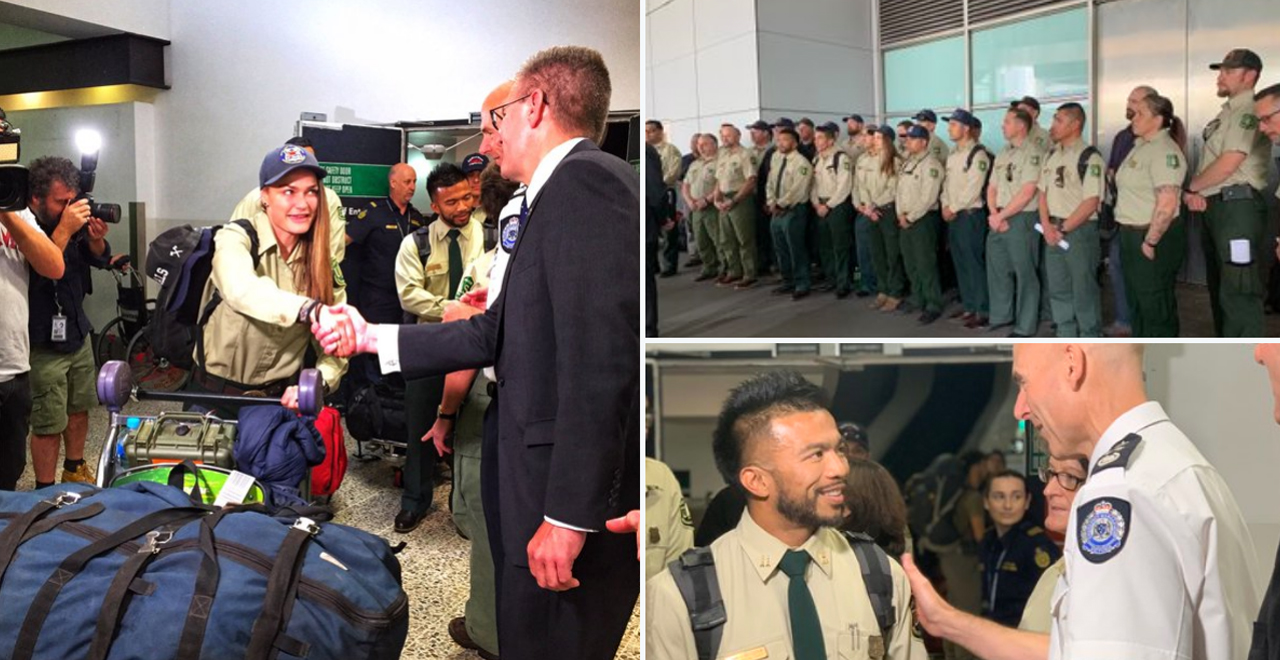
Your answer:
[446,228,463,300]
[779,549,826,660]
[774,154,788,200]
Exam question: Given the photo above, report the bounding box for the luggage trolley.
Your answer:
[94,359,324,503]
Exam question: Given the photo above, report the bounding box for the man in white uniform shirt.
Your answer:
[1011,344,1260,660]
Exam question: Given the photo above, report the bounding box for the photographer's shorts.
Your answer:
[29,340,97,435]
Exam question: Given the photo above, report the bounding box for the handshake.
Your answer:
[308,286,490,358]
[310,304,372,358]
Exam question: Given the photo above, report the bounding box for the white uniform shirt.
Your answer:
[1050,401,1261,660]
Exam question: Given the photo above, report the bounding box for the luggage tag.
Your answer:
[213,470,255,507]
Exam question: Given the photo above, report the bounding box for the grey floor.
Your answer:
[655,262,1280,338]
[12,399,640,660]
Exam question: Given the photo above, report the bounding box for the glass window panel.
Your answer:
[884,36,965,114]
[972,101,1065,153]
[971,8,1088,106]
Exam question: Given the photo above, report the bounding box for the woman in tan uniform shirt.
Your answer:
[190,144,348,414]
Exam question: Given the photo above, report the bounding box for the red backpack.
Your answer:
[309,406,348,497]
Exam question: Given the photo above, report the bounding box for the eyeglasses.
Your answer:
[1038,466,1084,492]
[489,92,534,131]
[1260,106,1280,125]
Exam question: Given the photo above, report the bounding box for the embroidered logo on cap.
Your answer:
[280,145,307,164]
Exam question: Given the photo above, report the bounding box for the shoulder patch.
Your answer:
[1030,155,1041,166]
[1089,164,1102,177]
[799,165,810,176]
[929,168,939,178]
[1241,114,1259,130]
[332,264,346,288]
[1093,433,1143,475]
[1034,546,1051,569]
[1166,154,1180,169]
[679,500,693,528]
[1027,525,1044,537]
[1077,497,1131,563]
[978,160,988,172]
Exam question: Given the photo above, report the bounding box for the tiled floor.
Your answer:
[13,398,640,660]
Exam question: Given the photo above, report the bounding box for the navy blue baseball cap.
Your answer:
[914,109,938,123]
[842,114,865,123]
[260,144,327,188]
[905,125,930,140]
[876,125,895,140]
[817,121,840,135]
[745,119,771,131]
[772,117,796,129]
[460,153,489,173]
[943,108,979,128]
[973,116,983,130]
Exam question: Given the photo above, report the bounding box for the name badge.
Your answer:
[51,314,67,342]
[426,263,443,273]
[725,646,769,660]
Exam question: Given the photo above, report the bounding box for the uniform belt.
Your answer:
[192,367,288,398]
[1206,183,1258,202]
[1118,223,1150,232]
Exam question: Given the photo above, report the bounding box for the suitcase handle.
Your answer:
[166,459,211,507]
[154,412,215,444]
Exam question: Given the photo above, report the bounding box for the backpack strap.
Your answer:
[412,226,432,266]
[669,547,725,660]
[1077,146,1101,182]
[842,531,897,635]
[195,219,262,369]
[964,145,991,172]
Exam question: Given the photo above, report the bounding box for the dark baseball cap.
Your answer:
[259,144,328,188]
[972,117,983,130]
[745,119,771,131]
[1210,48,1263,72]
[772,117,796,129]
[914,109,938,123]
[460,153,489,173]
[842,114,865,123]
[943,108,979,128]
[905,125,930,140]
[778,126,799,140]
[817,121,840,136]
[798,117,815,128]
[876,125,895,140]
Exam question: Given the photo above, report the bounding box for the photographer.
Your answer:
[24,156,112,489]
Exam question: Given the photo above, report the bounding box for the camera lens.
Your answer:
[0,165,28,212]
[91,202,122,224]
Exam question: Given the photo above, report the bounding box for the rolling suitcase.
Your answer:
[123,411,236,469]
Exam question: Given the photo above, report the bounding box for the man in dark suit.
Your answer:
[315,45,639,660]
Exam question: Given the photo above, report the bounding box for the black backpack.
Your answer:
[144,219,259,370]
[401,227,434,325]
[668,531,896,660]
[905,457,967,549]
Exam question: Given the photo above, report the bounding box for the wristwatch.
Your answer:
[437,406,457,421]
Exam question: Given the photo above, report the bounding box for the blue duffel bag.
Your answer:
[0,475,408,659]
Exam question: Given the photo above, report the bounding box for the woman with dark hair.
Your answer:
[193,144,348,415]
[855,125,906,312]
[1114,93,1187,336]
[841,458,909,557]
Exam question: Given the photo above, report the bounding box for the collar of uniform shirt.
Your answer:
[1226,89,1255,112]
[1091,400,1170,468]
[738,507,833,583]
[525,137,587,207]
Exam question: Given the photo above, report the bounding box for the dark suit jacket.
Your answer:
[396,139,640,564]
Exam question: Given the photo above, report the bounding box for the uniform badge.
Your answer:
[1078,497,1131,563]
[868,635,885,660]
[1030,155,1041,166]
[649,527,661,545]
[1242,114,1259,130]
[1089,164,1102,177]
[501,218,519,252]
[357,210,367,220]
[799,166,810,176]
[1092,433,1143,475]
[1166,154,1180,169]
[1035,547,1051,569]
[929,168,938,178]
[978,160,988,172]
[332,264,345,288]
[679,501,693,527]
[280,145,307,164]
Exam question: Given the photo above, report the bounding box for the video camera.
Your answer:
[75,130,121,224]
[0,108,28,212]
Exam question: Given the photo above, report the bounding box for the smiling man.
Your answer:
[1011,343,1260,660]
[647,370,925,660]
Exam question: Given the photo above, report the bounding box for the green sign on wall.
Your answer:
[319,162,391,198]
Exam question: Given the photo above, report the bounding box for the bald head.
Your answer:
[1012,344,1148,461]
[480,80,514,165]
[388,163,417,208]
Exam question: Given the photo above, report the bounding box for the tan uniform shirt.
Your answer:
[993,139,1045,210]
[1028,124,1052,154]
[715,145,756,196]
[647,510,927,660]
[1114,129,1185,227]
[1196,90,1272,194]
[1038,140,1106,221]
[750,144,772,171]
[766,150,814,208]
[1018,557,1063,634]
[656,141,684,187]
[393,218,485,323]
[942,142,991,212]
[855,153,898,208]
[231,185,347,265]
[811,147,854,207]
[927,133,950,163]
[895,152,944,223]
[685,155,719,202]
[201,213,347,389]
[645,458,694,582]
[843,139,866,164]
